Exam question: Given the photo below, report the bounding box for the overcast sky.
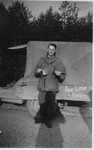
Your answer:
[1,0,93,18]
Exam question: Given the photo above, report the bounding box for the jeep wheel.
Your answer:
[26,100,40,117]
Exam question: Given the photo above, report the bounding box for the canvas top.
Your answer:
[23,41,92,87]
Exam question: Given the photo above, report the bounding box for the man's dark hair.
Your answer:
[48,43,57,50]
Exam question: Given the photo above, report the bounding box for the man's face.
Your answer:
[47,45,56,56]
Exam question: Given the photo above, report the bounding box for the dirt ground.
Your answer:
[0,103,92,148]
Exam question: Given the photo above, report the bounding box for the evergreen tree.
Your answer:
[36,6,62,41]
[8,0,32,45]
[0,2,9,48]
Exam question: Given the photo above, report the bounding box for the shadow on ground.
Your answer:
[35,110,66,148]
[79,107,92,134]
[79,90,92,133]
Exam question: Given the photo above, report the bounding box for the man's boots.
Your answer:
[34,103,46,123]
[34,112,42,123]
[43,115,52,128]
[44,120,52,128]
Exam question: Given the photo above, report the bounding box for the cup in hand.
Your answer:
[42,69,48,75]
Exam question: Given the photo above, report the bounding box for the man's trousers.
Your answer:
[38,91,56,120]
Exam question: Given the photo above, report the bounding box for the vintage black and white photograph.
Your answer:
[0,0,92,148]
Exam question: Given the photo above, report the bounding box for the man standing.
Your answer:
[34,43,66,128]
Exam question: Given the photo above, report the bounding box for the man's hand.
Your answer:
[55,70,61,76]
[37,68,42,73]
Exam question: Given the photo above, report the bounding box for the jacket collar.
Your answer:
[45,55,57,64]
